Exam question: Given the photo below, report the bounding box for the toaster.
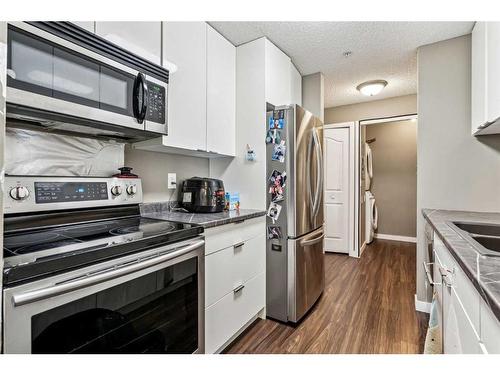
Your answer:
[180,177,225,213]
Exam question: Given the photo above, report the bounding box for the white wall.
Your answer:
[324,94,417,124]
[125,146,209,203]
[209,38,267,210]
[417,34,500,302]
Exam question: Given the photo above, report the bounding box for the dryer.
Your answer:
[365,191,378,244]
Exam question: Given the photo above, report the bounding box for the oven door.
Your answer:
[3,238,204,354]
[6,22,167,136]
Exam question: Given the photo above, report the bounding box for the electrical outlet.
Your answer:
[167,173,177,189]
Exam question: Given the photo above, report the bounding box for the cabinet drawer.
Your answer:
[205,271,265,354]
[434,235,481,332]
[205,234,265,307]
[204,216,265,255]
[480,297,500,354]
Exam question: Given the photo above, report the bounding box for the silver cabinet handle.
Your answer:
[233,284,245,293]
[422,262,441,286]
[300,228,324,246]
[12,240,205,307]
[233,241,244,249]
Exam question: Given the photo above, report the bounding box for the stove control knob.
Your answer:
[10,186,30,200]
[126,184,137,196]
[111,185,123,196]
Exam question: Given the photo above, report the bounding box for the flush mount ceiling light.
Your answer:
[356,80,388,97]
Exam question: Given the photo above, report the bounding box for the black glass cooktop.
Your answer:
[3,215,203,286]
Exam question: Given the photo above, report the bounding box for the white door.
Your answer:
[324,127,351,253]
[206,24,236,156]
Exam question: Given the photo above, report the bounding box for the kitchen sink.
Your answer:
[449,221,500,257]
[453,221,500,237]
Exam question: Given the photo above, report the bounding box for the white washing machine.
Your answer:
[365,191,378,244]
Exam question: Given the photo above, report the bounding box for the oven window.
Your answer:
[31,258,198,354]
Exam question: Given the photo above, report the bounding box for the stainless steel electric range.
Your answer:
[2,175,205,354]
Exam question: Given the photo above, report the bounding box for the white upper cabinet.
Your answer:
[486,23,500,123]
[162,22,207,152]
[265,40,292,106]
[471,22,500,135]
[71,22,94,33]
[95,22,162,65]
[471,21,487,134]
[290,63,302,106]
[206,25,236,156]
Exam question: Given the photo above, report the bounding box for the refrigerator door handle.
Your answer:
[306,131,315,217]
[312,127,323,218]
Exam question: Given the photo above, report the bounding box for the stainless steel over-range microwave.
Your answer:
[5,22,168,141]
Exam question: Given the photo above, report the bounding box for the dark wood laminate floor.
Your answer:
[225,239,429,354]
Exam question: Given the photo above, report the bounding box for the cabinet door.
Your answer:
[487,22,500,123]
[95,22,161,65]
[480,298,500,354]
[70,22,94,33]
[443,286,482,353]
[265,39,291,106]
[206,25,236,156]
[471,21,487,134]
[290,63,302,106]
[163,22,207,151]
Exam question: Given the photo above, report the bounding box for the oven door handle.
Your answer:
[11,239,205,307]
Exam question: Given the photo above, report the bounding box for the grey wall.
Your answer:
[302,72,324,122]
[365,120,417,238]
[417,34,500,302]
[325,94,417,124]
[125,146,209,203]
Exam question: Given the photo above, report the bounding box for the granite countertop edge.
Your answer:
[140,203,266,229]
[422,208,500,322]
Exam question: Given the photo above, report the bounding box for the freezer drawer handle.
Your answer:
[300,228,324,246]
[422,262,441,286]
[11,240,205,307]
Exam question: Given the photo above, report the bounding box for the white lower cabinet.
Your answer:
[203,217,266,353]
[480,298,500,354]
[206,272,265,354]
[433,234,500,354]
[443,287,482,354]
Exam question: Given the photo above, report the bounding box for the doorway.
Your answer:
[358,115,418,255]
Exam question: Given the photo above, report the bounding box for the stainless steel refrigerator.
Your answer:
[266,104,325,323]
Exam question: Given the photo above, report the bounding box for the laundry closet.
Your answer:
[359,117,417,251]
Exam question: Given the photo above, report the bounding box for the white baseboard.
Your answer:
[374,233,417,243]
[415,294,431,313]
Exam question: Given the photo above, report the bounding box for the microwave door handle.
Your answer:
[140,74,148,122]
[133,72,148,124]
[11,240,205,307]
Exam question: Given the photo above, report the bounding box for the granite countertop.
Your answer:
[140,202,266,229]
[422,209,500,322]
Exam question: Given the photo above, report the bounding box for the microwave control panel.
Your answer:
[146,82,166,124]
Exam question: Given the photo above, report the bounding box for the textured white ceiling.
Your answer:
[209,22,474,108]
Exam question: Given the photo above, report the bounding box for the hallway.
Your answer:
[226,240,428,354]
